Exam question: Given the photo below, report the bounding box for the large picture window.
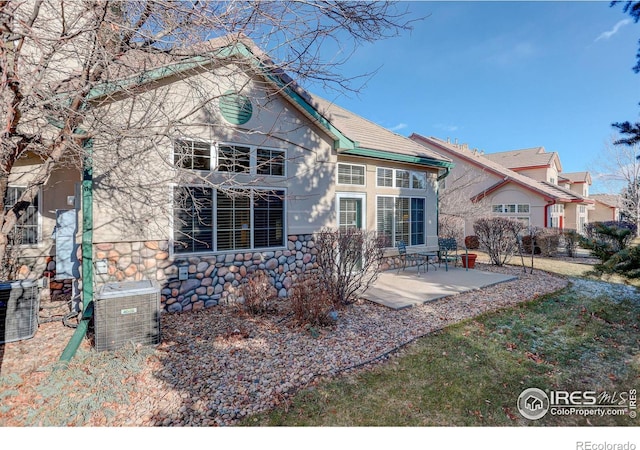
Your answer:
[3,186,39,245]
[377,196,425,247]
[173,187,285,254]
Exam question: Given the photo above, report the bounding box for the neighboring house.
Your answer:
[7,36,453,313]
[480,148,594,233]
[590,194,622,222]
[409,134,592,237]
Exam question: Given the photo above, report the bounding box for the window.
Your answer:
[376,168,393,187]
[377,196,426,246]
[217,144,250,173]
[3,187,39,245]
[412,173,426,190]
[395,170,410,188]
[377,167,427,190]
[337,163,365,186]
[173,187,285,254]
[174,140,212,170]
[257,148,285,176]
[174,139,285,176]
[492,204,529,214]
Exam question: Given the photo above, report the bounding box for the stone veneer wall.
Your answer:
[94,235,319,313]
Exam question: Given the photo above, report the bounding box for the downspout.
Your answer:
[436,167,450,238]
[59,138,93,364]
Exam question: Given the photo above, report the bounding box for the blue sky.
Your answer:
[308,1,640,194]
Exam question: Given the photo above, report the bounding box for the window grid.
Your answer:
[376,167,427,191]
[174,140,212,171]
[377,195,426,247]
[173,187,285,254]
[3,187,39,245]
[337,163,365,186]
[257,148,285,176]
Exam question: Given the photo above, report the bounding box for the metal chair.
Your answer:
[438,237,463,271]
[396,240,428,274]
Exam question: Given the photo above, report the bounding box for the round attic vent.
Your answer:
[219,91,253,125]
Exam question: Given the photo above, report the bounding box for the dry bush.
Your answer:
[464,235,479,249]
[537,228,562,257]
[239,270,278,315]
[473,217,525,266]
[314,228,385,306]
[288,273,336,327]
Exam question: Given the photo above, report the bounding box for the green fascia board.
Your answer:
[340,147,455,169]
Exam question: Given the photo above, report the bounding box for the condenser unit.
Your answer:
[94,280,161,352]
[0,280,39,344]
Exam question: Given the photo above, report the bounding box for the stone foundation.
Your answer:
[93,235,318,313]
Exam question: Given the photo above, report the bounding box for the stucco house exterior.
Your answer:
[589,194,622,223]
[7,36,452,313]
[409,134,592,237]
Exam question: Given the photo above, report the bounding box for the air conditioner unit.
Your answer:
[94,280,161,352]
[0,280,39,344]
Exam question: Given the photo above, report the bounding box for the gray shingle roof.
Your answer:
[560,171,591,184]
[591,193,622,208]
[310,96,451,164]
[483,147,563,172]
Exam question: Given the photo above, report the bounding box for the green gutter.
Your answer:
[340,147,454,169]
[59,138,94,365]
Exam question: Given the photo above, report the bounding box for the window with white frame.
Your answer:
[3,186,39,245]
[492,204,529,214]
[174,140,212,170]
[377,196,425,246]
[173,187,285,254]
[376,168,393,187]
[337,163,365,186]
[377,167,427,190]
[257,148,285,176]
[173,139,285,176]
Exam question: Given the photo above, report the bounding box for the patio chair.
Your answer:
[396,240,428,274]
[438,237,462,271]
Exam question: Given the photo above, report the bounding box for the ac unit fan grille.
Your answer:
[0,282,39,344]
[94,286,160,352]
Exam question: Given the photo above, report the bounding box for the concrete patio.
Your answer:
[363,265,518,310]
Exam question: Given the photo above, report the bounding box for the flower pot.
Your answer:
[461,253,477,269]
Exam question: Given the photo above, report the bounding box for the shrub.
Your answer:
[562,230,581,257]
[314,227,385,306]
[595,245,640,279]
[473,217,525,266]
[521,235,541,255]
[288,273,336,327]
[581,221,636,262]
[536,228,561,257]
[464,235,479,250]
[239,270,278,315]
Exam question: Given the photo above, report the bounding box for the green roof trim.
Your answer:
[341,147,455,169]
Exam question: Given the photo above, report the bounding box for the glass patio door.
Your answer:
[337,193,366,271]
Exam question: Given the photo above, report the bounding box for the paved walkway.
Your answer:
[363,265,518,310]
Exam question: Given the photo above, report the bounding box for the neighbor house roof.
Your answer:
[409,134,591,204]
[483,146,563,172]
[559,171,592,185]
[590,193,622,209]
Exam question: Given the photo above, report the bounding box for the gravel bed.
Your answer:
[0,264,568,426]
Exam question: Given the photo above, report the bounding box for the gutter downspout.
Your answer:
[436,167,451,238]
[59,138,93,364]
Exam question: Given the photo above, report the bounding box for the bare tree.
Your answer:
[438,165,491,240]
[592,136,640,236]
[0,0,414,276]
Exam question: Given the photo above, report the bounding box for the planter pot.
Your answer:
[461,253,477,269]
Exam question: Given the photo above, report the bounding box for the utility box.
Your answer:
[0,280,39,344]
[94,280,161,352]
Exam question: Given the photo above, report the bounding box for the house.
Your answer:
[409,134,592,237]
[481,148,593,233]
[590,194,622,222]
[7,36,453,313]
